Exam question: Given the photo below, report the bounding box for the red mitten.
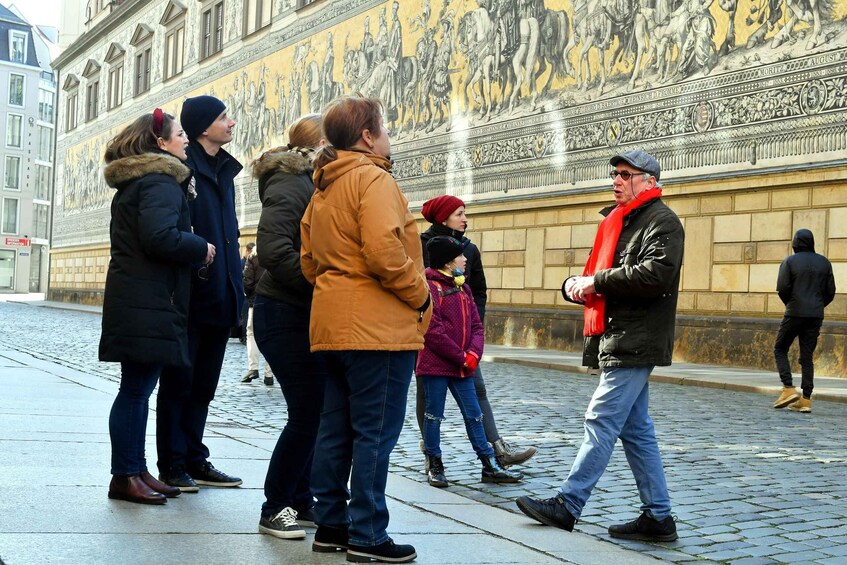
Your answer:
[463,352,479,373]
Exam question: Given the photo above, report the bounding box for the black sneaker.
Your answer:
[258,507,306,539]
[346,538,416,563]
[515,494,576,531]
[312,525,348,553]
[158,470,199,493]
[264,375,275,386]
[608,512,678,542]
[188,462,242,487]
[295,506,316,527]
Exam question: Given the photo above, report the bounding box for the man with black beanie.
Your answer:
[156,95,245,491]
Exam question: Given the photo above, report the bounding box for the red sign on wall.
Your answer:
[5,238,30,247]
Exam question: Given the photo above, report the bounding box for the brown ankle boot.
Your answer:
[108,475,167,505]
[773,386,800,409]
[140,470,181,498]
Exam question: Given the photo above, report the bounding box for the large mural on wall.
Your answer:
[54,0,847,247]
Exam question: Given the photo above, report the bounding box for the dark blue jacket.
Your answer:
[185,140,244,327]
[99,153,209,367]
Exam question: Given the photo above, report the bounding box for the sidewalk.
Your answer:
[14,298,847,403]
[0,346,666,565]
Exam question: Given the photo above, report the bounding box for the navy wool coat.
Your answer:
[99,152,209,367]
[184,140,245,327]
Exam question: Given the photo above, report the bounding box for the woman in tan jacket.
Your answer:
[301,95,431,564]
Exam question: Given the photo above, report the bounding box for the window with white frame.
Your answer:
[134,47,151,95]
[10,31,27,64]
[65,90,78,131]
[85,80,99,121]
[37,127,53,162]
[33,203,50,239]
[164,24,185,79]
[38,88,54,122]
[107,63,123,109]
[34,164,51,200]
[6,114,23,147]
[243,0,272,36]
[201,1,224,60]
[9,74,24,106]
[4,156,21,190]
[2,197,19,234]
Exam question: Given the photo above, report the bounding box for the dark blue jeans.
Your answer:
[110,362,162,476]
[156,321,230,474]
[421,374,494,459]
[253,295,327,516]
[311,350,415,547]
[774,315,822,398]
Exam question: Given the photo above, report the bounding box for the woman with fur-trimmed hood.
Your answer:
[99,110,213,506]
[249,114,330,539]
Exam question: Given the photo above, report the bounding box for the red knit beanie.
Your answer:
[421,195,465,224]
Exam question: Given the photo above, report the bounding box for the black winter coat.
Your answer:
[184,141,244,327]
[564,198,684,369]
[421,224,488,322]
[242,253,266,307]
[253,150,315,311]
[99,153,209,367]
[777,229,836,318]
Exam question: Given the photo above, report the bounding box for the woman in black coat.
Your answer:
[99,110,213,505]
[417,195,537,469]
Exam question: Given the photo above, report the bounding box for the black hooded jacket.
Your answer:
[421,223,488,322]
[99,153,209,367]
[777,229,836,318]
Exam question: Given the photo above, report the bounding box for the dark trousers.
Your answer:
[416,365,500,444]
[156,321,230,474]
[253,295,327,516]
[110,362,162,476]
[774,315,822,398]
[311,350,414,547]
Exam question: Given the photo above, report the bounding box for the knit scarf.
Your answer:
[582,188,662,336]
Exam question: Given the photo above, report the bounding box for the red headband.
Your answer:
[152,108,165,136]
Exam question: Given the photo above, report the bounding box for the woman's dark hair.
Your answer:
[313,95,383,170]
[104,112,176,163]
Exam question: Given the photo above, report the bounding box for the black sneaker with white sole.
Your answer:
[188,462,242,487]
[258,507,306,539]
[295,506,316,527]
[346,538,416,563]
[158,470,200,493]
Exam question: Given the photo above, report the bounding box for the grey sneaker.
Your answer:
[259,507,306,539]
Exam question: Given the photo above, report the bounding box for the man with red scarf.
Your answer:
[515,150,684,542]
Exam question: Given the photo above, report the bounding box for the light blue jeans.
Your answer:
[559,366,671,520]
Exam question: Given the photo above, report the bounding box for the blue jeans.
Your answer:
[156,321,230,474]
[110,362,162,476]
[559,366,671,521]
[253,295,327,516]
[311,350,414,547]
[421,375,494,459]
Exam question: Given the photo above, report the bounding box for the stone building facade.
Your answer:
[51,0,847,374]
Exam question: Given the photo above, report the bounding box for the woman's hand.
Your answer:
[205,243,216,265]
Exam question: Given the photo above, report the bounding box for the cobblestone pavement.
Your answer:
[5,302,847,565]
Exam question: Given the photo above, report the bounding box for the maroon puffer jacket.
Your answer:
[415,268,484,378]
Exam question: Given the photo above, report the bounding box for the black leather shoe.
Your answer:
[158,470,200,493]
[608,512,678,541]
[516,494,576,531]
[347,538,416,563]
[188,462,242,487]
[108,475,167,505]
[312,525,348,553]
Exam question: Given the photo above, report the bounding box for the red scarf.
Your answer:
[582,188,662,336]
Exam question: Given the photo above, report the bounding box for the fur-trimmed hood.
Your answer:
[252,150,312,181]
[104,152,191,188]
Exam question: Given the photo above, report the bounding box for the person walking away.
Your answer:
[242,244,274,385]
[419,195,537,469]
[156,95,244,492]
[772,228,836,413]
[100,109,213,505]
[250,114,329,540]
[417,236,522,488]
[515,150,684,542]
[301,95,431,564]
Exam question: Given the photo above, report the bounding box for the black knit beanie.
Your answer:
[180,95,226,140]
[427,236,464,269]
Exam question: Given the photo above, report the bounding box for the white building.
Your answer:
[0,4,56,293]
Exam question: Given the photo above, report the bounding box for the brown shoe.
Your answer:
[140,470,181,498]
[773,386,800,409]
[788,396,812,413]
[108,475,167,505]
